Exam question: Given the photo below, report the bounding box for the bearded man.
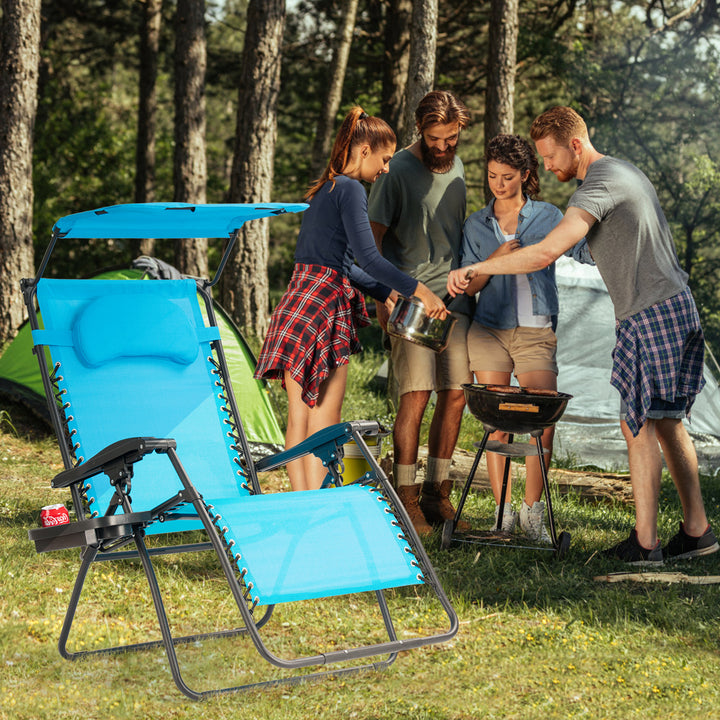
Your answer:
[368,90,472,535]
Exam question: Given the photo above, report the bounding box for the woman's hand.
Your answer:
[490,239,520,257]
[413,283,448,318]
[376,290,398,331]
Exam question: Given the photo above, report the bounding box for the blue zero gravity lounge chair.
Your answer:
[22,203,458,699]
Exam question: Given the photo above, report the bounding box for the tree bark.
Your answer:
[484,0,518,200]
[221,0,285,339]
[173,0,208,278]
[133,0,162,259]
[381,0,412,140]
[401,0,438,146]
[309,0,359,181]
[0,0,40,343]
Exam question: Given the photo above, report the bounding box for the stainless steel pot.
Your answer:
[386,295,456,352]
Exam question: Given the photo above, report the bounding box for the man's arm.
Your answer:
[448,207,596,295]
[370,220,392,329]
[370,221,387,252]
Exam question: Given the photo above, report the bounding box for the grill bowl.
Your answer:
[462,383,573,434]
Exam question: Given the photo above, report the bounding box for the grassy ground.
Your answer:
[2,338,720,719]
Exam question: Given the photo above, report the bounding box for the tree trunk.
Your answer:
[221,0,285,339]
[309,0,359,181]
[484,0,518,201]
[0,0,40,343]
[381,0,412,140]
[133,0,162,259]
[173,0,208,278]
[401,0,438,146]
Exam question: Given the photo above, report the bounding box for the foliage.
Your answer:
[27,0,720,357]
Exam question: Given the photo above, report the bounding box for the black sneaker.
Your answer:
[602,529,663,565]
[663,523,719,561]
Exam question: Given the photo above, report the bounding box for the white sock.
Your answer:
[426,456,451,485]
[393,463,418,487]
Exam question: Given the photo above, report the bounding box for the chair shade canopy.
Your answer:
[52,202,309,239]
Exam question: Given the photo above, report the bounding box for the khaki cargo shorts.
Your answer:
[467,324,558,376]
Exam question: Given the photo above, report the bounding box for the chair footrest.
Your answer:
[28,512,154,553]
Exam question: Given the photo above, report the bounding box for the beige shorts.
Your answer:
[390,313,472,396]
[467,324,558,376]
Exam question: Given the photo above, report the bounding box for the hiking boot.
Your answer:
[420,479,470,531]
[663,523,719,561]
[519,501,552,545]
[396,484,433,537]
[493,503,518,533]
[602,529,663,565]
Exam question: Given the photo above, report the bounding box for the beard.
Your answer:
[420,135,459,173]
[553,154,580,183]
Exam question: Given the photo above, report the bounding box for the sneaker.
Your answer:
[663,523,719,561]
[603,529,663,565]
[493,503,518,533]
[519,501,552,544]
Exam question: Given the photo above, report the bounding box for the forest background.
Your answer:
[2,0,720,359]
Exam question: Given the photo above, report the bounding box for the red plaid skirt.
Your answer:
[254,263,371,407]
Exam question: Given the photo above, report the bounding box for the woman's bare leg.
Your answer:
[473,370,513,503]
[516,369,557,505]
[284,366,349,491]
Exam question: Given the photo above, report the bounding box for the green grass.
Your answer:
[2,340,720,719]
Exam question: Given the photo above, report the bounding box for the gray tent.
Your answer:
[553,255,720,474]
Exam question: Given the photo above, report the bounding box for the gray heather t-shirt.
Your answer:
[569,156,687,320]
[367,149,468,309]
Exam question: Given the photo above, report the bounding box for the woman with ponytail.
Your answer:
[255,107,447,491]
[448,133,592,541]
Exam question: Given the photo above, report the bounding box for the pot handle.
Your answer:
[443,292,462,311]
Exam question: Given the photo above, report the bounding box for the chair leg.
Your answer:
[58,544,99,660]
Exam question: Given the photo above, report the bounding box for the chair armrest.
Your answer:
[52,437,177,489]
[255,421,378,473]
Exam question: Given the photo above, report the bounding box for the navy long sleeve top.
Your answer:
[294,175,417,301]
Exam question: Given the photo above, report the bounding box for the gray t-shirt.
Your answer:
[367,149,468,308]
[569,156,687,320]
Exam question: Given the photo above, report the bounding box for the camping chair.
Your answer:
[22,203,458,700]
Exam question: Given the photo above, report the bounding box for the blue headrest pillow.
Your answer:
[73,294,199,367]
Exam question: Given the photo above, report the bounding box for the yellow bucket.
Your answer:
[341,435,384,483]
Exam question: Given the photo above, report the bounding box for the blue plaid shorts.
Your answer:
[611,287,705,436]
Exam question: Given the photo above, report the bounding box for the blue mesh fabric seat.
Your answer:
[23,203,458,699]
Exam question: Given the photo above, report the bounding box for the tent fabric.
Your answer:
[0,266,285,456]
[553,255,720,474]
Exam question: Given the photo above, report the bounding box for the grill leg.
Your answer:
[495,433,514,529]
[533,431,571,556]
[449,430,491,534]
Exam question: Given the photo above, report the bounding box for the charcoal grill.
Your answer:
[441,383,573,557]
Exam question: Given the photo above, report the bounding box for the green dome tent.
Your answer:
[0,263,285,457]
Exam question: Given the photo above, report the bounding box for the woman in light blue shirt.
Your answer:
[457,134,591,541]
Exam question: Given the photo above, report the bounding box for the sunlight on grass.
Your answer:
[2,347,720,719]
